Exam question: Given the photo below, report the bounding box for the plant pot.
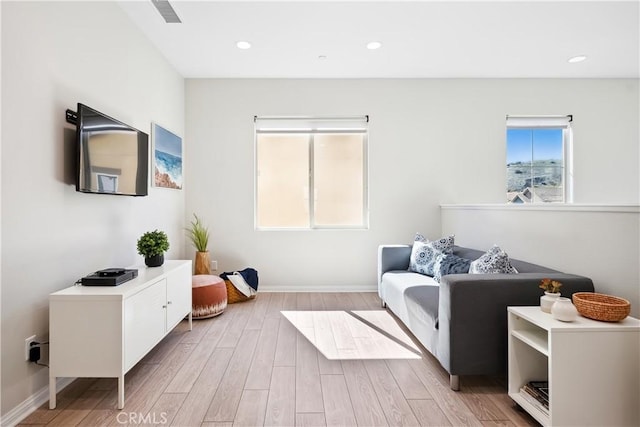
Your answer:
[540,291,561,313]
[195,251,211,275]
[551,297,579,322]
[145,254,164,267]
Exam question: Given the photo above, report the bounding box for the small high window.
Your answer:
[255,116,368,229]
[506,115,573,203]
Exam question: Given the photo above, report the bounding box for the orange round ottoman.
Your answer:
[192,275,227,319]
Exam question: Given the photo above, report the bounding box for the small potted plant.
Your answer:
[137,230,170,267]
[539,278,562,313]
[186,214,211,274]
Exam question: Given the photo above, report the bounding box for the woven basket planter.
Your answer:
[194,251,211,275]
[572,292,630,322]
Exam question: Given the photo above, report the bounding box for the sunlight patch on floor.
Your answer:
[281,310,422,360]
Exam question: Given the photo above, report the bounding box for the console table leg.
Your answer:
[117,375,125,409]
[188,311,193,331]
[49,375,56,409]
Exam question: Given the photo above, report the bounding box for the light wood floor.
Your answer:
[20,292,538,427]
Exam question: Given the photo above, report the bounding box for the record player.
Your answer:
[81,268,138,286]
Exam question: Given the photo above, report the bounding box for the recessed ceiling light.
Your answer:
[366,41,382,50]
[236,41,251,50]
[568,55,587,63]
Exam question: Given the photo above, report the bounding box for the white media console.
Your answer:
[49,260,192,409]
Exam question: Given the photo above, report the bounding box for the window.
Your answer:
[506,115,572,203]
[255,116,368,229]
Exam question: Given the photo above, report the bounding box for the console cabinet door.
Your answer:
[124,280,167,370]
[166,262,192,330]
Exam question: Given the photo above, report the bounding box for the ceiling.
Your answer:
[117,1,640,79]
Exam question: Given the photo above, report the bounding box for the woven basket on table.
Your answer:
[224,279,256,304]
[572,292,630,322]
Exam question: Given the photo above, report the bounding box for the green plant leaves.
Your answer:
[137,229,170,257]
[186,213,209,252]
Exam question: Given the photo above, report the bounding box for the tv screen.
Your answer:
[76,103,149,196]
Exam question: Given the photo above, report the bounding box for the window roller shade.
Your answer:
[506,115,572,129]
[255,116,368,132]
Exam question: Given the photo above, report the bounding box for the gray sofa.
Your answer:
[378,244,594,390]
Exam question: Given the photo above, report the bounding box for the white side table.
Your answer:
[507,306,640,426]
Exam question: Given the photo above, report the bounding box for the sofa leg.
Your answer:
[450,375,460,391]
[381,299,386,308]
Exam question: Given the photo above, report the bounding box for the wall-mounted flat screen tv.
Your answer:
[76,103,149,196]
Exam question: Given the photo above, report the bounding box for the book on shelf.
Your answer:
[523,383,549,407]
[519,387,549,416]
[528,381,549,399]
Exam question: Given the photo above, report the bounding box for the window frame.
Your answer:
[254,116,369,230]
[506,115,573,204]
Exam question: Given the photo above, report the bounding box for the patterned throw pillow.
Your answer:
[408,234,455,276]
[408,241,439,275]
[433,252,472,283]
[414,233,428,243]
[468,245,518,274]
[413,233,455,253]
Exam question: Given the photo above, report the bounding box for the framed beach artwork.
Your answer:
[152,123,183,190]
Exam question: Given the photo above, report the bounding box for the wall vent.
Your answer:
[151,0,182,24]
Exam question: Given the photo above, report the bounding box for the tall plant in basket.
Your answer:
[186,213,211,274]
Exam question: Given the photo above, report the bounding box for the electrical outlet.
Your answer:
[210,260,218,271]
[29,343,41,363]
[25,335,36,361]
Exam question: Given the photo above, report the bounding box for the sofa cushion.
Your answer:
[382,270,437,288]
[380,270,438,324]
[509,259,560,274]
[452,246,485,261]
[452,245,559,274]
[405,284,440,330]
[381,270,439,329]
[469,245,518,274]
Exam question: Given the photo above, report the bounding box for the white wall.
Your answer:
[185,79,639,292]
[0,1,4,415]
[1,1,184,415]
[441,205,640,317]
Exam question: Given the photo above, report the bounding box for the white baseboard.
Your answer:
[258,285,378,292]
[1,377,75,427]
